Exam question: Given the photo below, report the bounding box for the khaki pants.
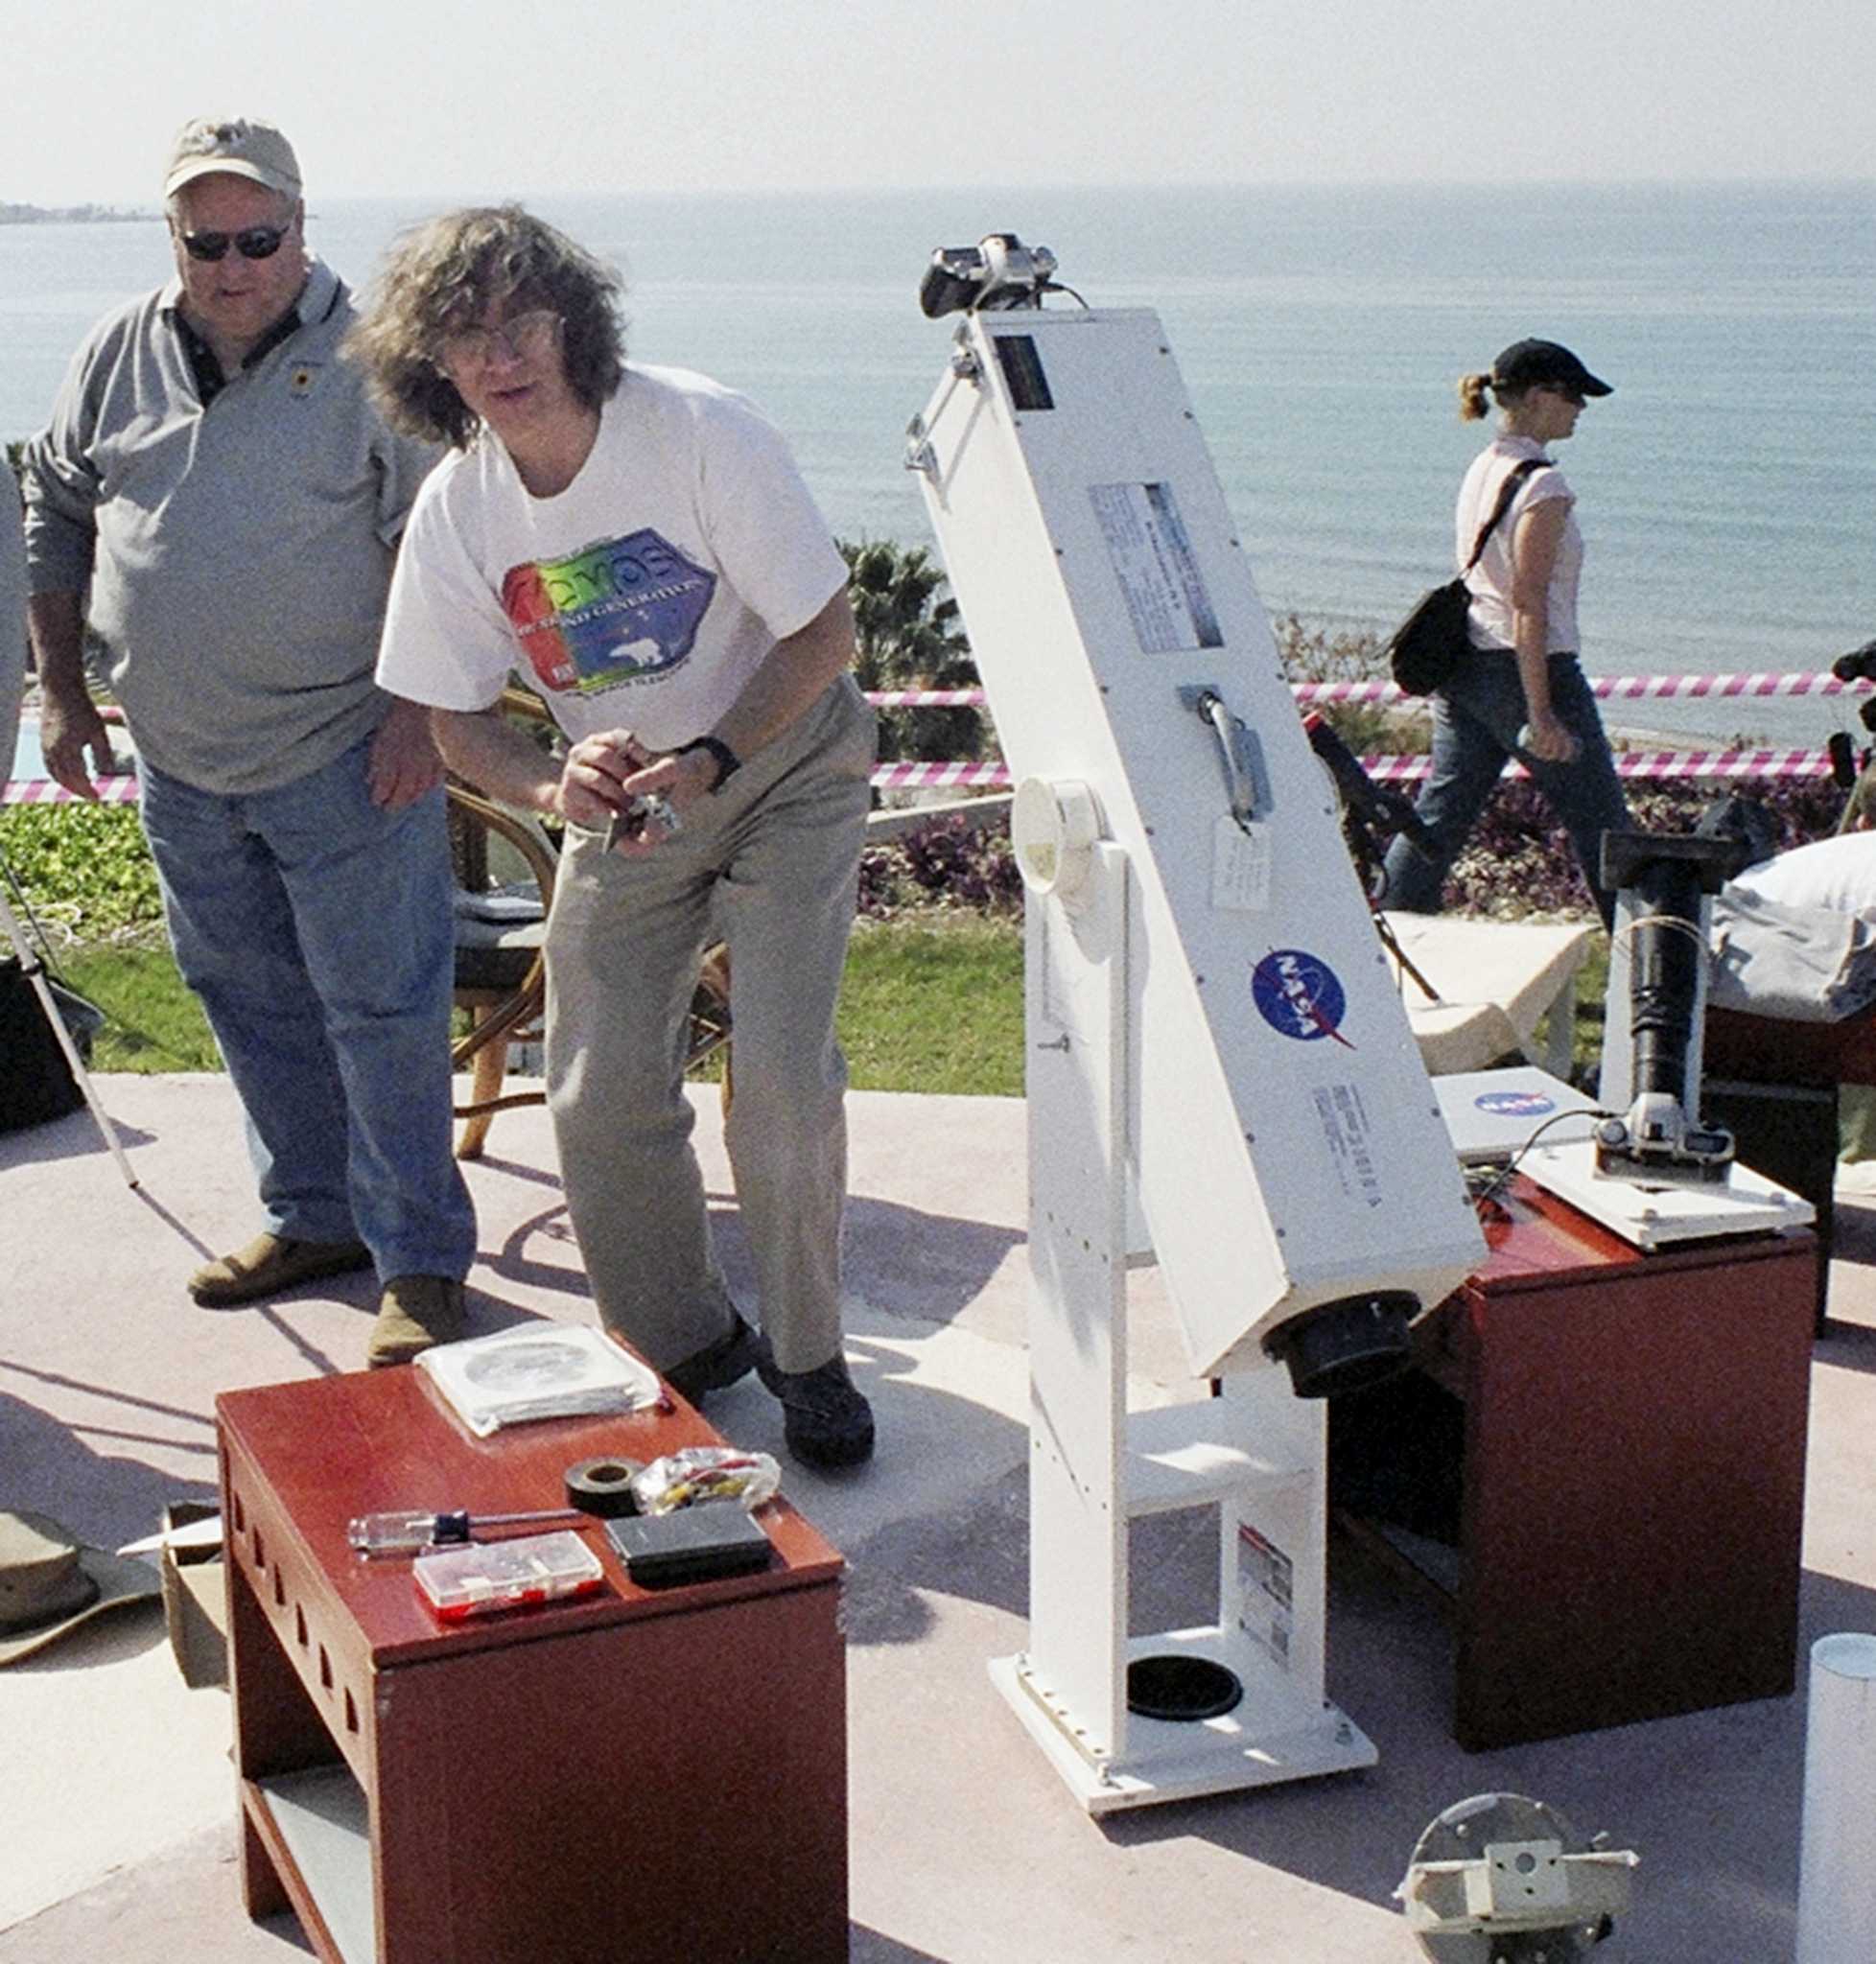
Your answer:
[545,677,875,1374]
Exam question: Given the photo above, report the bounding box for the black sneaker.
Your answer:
[757,1352,875,1468]
[664,1311,762,1406]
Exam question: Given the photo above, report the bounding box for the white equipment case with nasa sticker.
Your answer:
[1435,1066,1600,1165]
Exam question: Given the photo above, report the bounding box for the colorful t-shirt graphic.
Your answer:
[500,528,716,696]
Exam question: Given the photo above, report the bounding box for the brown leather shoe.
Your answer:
[367,1275,466,1368]
[188,1232,373,1307]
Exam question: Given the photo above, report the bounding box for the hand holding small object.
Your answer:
[1516,713,1580,765]
[554,728,655,833]
[607,791,681,850]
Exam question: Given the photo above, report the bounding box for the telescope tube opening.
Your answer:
[1263,1292,1419,1399]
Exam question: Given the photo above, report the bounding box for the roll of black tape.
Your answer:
[565,1457,643,1518]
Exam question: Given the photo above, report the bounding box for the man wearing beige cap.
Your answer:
[20,117,475,1367]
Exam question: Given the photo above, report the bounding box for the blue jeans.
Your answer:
[138,736,475,1281]
[1381,651,1630,930]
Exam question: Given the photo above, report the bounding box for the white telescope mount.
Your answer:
[908,246,1485,1813]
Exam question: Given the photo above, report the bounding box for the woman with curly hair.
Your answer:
[1381,338,1630,930]
[354,206,878,1467]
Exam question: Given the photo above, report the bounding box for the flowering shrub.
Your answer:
[1,804,164,937]
[1440,778,1847,919]
[856,813,1022,921]
[863,782,1853,925]
[1272,614,1411,757]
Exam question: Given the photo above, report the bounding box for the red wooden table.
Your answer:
[1410,1178,1816,1751]
[218,1367,846,1964]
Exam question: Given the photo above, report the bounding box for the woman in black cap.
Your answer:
[1381,338,1630,929]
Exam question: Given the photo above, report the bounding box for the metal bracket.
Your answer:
[1178,684,1265,831]
[1396,1793,1636,1958]
[904,339,982,480]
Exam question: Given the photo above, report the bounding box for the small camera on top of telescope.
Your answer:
[919,234,1059,319]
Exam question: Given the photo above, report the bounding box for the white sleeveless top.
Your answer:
[1458,434,1582,654]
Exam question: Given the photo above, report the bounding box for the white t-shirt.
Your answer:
[1729,832,1876,920]
[377,364,846,751]
[1458,434,1582,655]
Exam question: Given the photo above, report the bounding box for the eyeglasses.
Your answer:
[177,223,293,263]
[436,309,563,373]
[1544,383,1587,407]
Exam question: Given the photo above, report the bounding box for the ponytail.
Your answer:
[1457,371,1492,422]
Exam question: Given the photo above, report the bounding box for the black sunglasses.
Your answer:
[178,223,291,264]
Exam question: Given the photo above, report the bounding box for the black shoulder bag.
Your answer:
[1387,456,1548,697]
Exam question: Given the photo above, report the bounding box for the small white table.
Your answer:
[1380,911,1594,1078]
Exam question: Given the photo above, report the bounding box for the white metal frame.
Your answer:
[997,842,1372,1812]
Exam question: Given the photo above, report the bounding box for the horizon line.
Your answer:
[6,172,1872,215]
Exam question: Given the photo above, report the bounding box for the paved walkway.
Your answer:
[3,1074,1873,1961]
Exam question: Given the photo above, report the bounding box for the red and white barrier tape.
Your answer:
[3,776,143,806]
[1294,669,1870,708]
[9,669,1858,807]
[863,689,989,708]
[868,761,1012,790]
[864,671,1870,710]
[0,751,1841,803]
[1359,748,1838,785]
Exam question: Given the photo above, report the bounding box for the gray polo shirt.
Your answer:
[21,260,439,794]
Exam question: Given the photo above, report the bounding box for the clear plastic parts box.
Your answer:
[413,1530,604,1623]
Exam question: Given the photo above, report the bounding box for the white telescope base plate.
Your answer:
[991,1633,1375,1817]
[1521,1139,1813,1251]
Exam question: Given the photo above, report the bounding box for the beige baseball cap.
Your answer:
[164,116,302,200]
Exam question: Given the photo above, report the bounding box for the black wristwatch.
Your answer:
[676,734,741,793]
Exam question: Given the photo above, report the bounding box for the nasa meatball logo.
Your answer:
[1475,1089,1559,1119]
[1251,948,1353,1047]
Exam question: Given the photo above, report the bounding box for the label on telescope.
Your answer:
[1210,815,1272,911]
[1313,1080,1385,1209]
[1251,948,1351,1046]
[1089,480,1223,652]
[1236,1522,1294,1669]
[993,335,1054,411]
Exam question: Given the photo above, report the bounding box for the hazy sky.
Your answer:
[3,0,1869,205]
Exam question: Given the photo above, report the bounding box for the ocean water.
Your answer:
[4,181,1871,746]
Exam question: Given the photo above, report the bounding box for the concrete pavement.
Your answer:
[3,1072,1874,1961]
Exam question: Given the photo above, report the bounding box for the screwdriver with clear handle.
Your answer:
[347,1508,585,1556]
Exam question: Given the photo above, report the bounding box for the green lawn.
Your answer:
[46,913,1027,1096]
[59,941,223,1072]
[841,915,1023,1096]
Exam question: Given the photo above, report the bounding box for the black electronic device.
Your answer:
[606,1508,774,1588]
[1594,830,1746,1177]
[919,233,1059,318]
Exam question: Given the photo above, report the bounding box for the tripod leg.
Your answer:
[1372,905,1443,1005]
[0,889,137,1188]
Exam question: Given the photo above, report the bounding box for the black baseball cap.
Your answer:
[1490,339,1612,399]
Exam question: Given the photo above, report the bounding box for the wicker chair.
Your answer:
[447,783,733,1159]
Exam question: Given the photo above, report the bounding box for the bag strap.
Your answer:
[1462,456,1550,573]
